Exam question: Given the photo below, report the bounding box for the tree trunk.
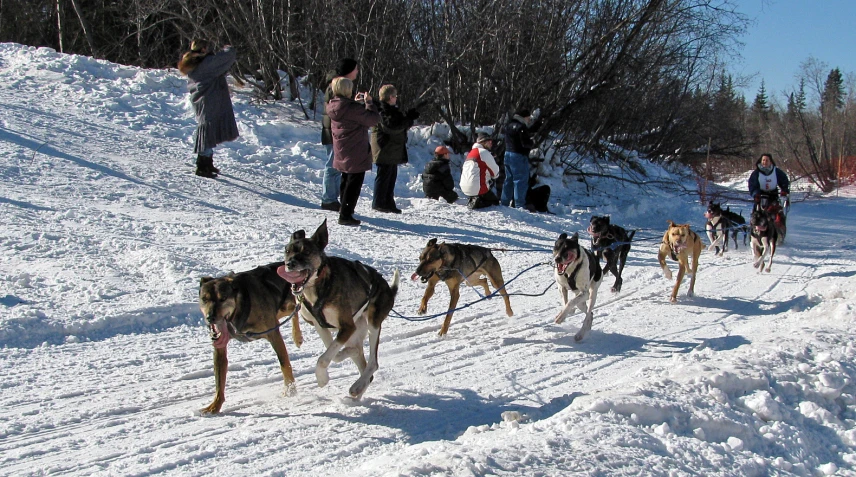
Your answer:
[56,0,64,53]
[68,0,97,58]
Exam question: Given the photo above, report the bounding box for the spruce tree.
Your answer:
[822,67,845,110]
[752,80,769,120]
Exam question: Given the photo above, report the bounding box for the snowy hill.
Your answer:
[1,43,856,476]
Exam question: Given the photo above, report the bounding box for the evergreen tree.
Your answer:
[822,67,845,110]
[752,80,769,120]
[787,79,807,118]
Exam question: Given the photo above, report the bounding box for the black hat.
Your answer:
[336,58,358,77]
[476,132,492,144]
[515,108,531,118]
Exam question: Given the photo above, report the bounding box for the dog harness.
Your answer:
[561,248,602,291]
[437,244,491,282]
[295,258,376,329]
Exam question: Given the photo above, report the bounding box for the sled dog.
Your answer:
[750,209,778,273]
[412,238,513,336]
[588,215,635,292]
[198,262,303,414]
[657,221,702,302]
[280,219,399,399]
[553,232,603,342]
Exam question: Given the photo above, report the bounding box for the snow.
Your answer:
[1,42,856,476]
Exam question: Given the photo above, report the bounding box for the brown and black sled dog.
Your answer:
[411,238,514,336]
[280,220,399,399]
[198,262,304,414]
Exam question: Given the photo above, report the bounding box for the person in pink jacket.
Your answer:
[326,77,381,226]
[460,132,501,209]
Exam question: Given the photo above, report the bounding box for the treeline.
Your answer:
[11,0,820,184]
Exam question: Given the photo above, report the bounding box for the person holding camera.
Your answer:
[460,132,501,210]
[320,58,360,211]
[178,39,239,178]
[326,77,380,226]
[370,85,419,213]
[501,108,541,210]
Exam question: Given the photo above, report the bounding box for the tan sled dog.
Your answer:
[411,238,514,336]
[657,221,702,302]
[198,262,303,414]
[280,220,399,399]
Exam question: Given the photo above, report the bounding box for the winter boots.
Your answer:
[195,155,219,178]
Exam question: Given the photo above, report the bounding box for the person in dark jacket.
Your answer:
[326,77,381,226]
[320,58,360,211]
[501,108,540,208]
[178,39,239,178]
[422,146,459,203]
[748,153,790,206]
[370,85,418,213]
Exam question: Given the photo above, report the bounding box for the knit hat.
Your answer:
[336,58,358,77]
[435,145,450,156]
[476,132,492,144]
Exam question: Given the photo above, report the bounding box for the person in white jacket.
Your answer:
[460,132,501,209]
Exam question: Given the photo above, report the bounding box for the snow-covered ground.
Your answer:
[1,43,855,476]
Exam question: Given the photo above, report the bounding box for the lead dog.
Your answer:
[198,262,304,414]
[553,232,603,342]
[657,221,702,302]
[750,209,778,272]
[280,219,399,399]
[412,238,514,336]
[588,215,635,292]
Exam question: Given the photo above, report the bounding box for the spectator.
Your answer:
[423,145,459,203]
[326,77,380,226]
[370,84,418,213]
[320,58,359,212]
[501,108,541,208]
[460,133,501,210]
[178,39,239,178]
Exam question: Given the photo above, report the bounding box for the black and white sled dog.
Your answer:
[588,215,635,292]
[750,209,778,273]
[721,206,749,247]
[704,201,734,256]
[552,232,603,342]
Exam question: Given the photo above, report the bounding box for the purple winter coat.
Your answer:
[326,96,380,173]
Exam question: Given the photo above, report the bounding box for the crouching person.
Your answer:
[460,133,500,210]
[423,145,460,203]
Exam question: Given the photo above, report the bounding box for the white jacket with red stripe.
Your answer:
[460,143,499,196]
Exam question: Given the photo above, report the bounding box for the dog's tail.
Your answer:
[389,269,400,295]
[628,230,636,242]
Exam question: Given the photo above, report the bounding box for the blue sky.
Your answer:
[734,0,856,102]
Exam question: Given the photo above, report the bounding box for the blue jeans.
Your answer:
[321,144,341,204]
[501,151,529,207]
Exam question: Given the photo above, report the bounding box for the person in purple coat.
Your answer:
[326,77,381,226]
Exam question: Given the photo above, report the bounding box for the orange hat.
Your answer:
[435,145,450,155]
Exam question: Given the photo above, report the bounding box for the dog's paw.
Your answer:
[348,381,368,399]
[283,382,298,397]
[315,366,330,388]
[200,402,222,415]
[417,305,427,315]
[663,269,673,280]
